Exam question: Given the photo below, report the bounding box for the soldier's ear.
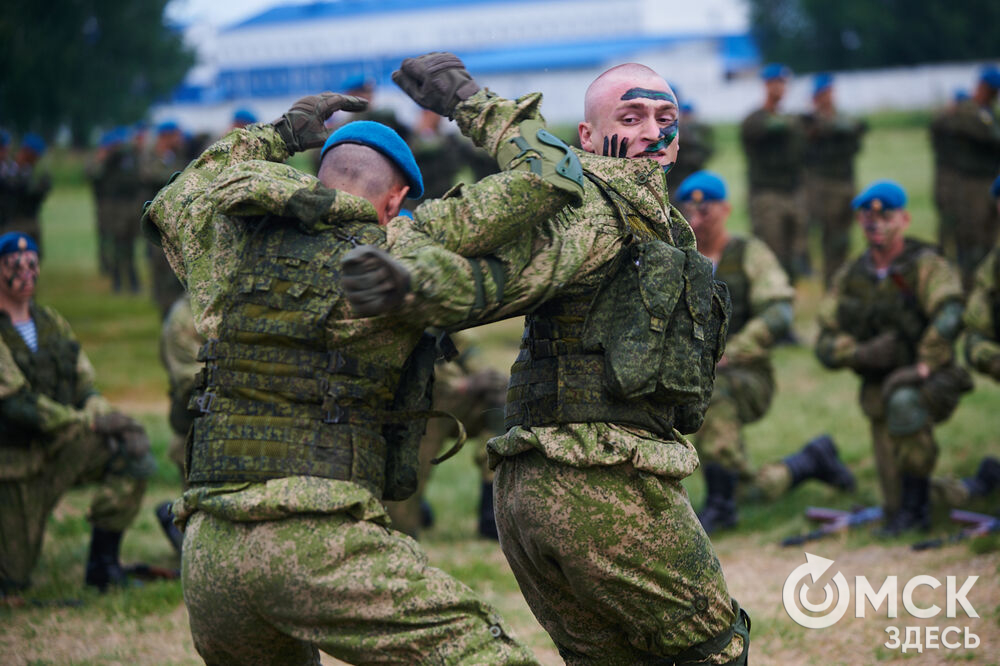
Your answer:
[578,122,595,154]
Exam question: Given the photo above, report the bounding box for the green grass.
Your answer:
[3,111,999,665]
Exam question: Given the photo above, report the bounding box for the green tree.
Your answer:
[749,0,1000,72]
[0,0,194,142]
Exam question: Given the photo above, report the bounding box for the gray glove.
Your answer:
[271,93,369,154]
[392,52,480,119]
[341,245,411,317]
[92,411,139,436]
[852,331,899,371]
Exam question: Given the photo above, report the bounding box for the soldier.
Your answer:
[929,65,1000,291]
[930,90,969,262]
[676,171,854,534]
[347,53,751,664]
[88,128,142,292]
[815,181,972,535]
[0,232,155,597]
[230,108,257,130]
[2,133,51,254]
[801,73,868,287]
[140,85,587,663]
[740,64,808,282]
[139,121,187,318]
[666,100,715,196]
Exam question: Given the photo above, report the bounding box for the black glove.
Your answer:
[392,52,480,119]
[92,411,139,436]
[881,364,927,400]
[341,245,411,317]
[271,93,369,154]
[852,331,898,371]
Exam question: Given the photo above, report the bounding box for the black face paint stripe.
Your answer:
[618,136,628,158]
[603,136,609,155]
[620,88,677,105]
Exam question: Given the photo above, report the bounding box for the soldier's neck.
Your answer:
[869,239,905,271]
[696,229,729,263]
[0,295,30,322]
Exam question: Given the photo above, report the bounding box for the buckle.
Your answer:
[326,350,345,373]
[196,391,216,414]
[323,403,343,424]
[198,338,219,362]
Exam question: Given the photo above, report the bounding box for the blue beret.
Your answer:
[679,101,695,114]
[953,89,970,102]
[852,180,907,211]
[979,65,1000,90]
[157,121,180,135]
[99,127,130,148]
[761,63,792,81]
[991,174,1000,199]
[233,108,257,124]
[341,74,374,93]
[0,232,39,257]
[813,72,834,96]
[676,171,728,203]
[22,132,46,156]
[321,121,424,199]
[397,208,414,219]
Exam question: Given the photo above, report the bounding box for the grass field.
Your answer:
[2,114,999,665]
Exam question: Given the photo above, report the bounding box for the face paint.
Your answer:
[643,120,679,154]
[620,88,678,105]
[602,134,629,158]
[0,251,39,294]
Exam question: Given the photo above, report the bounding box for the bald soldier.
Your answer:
[347,55,750,664]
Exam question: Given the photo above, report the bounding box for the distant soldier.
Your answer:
[676,171,854,533]
[0,232,155,596]
[816,181,972,535]
[801,73,867,287]
[929,90,969,261]
[230,108,257,130]
[139,121,187,318]
[740,64,808,282]
[666,101,714,196]
[1,134,51,254]
[88,128,142,292]
[929,65,1000,291]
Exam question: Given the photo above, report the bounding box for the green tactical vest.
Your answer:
[836,239,934,375]
[185,217,411,499]
[504,173,730,437]
[715,237,750,338]
[0,304,82,443]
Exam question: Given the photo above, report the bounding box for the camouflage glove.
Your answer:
[341,245,411,317]
[392,52,480,119]
[881,363,929,400]
[91,411,139,436]
[852,331,899,371]
[271,93,369,154]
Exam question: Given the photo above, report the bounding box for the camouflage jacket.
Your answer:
[815,239,964,374]
[144,115,570,525]
[964,247,1000,376]
[739,107,805,192]
[931,99,1000,177]
[392,92,704,480]
[801,111,867,181]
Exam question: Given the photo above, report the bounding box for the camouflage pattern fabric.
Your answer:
[964,247,1000,380]
[139,144,187,317]
[747,189,809,283]
[159,294,203,477]
[87,143,143,290]
[803,175,856,287]
[950,175,999,291]
[930,108,962,261]
[0,163,49,253]
[390,91,747,663]
[145,116,571,663]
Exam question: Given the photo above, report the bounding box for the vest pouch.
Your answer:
[382,332,438,501]
[583,240,686,400]
[675,279,731,433]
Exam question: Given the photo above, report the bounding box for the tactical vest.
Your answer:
[0,304,82,443]
[185,217,416,499]
[715,237,750,337]
[802,117,862,180]
[504,173,730,437]
[836,239,934,374]
[743,111,803,191]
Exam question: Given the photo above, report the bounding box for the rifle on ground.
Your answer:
[781,506,883,546]
[912,509,1000,551]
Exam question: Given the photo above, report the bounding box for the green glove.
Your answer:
[341,245,411,317]
[271,93,369,154]
[392,52,480,119]
[852,331,899,371]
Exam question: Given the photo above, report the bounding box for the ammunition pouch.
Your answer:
[495,118,584,205]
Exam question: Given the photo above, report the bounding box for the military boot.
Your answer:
[879,475,932,537]
[782,434,856,492]
[84,527,128,592]
[156,501,184,555]
[478,481,499,540]
[962,457,1000,498]
[698,463,739,534]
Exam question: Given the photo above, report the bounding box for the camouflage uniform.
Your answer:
[930,106,963,261]
[0,304,150,592]
[1,163,50,253]
[929,99,1000,290]
[740,108,807,281]
[815,239,970,517]
[139,144,186,318]
[143,118,572,664]
[801,111,867,287]
[390,91,749,664]
[666,117,714,197]
[694,236,795,493]
[159,294,203,477]
[88,143,143,292]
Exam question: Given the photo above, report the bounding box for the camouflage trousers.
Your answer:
[0,422,147,587]
[950,175,1000,292]
[182,509,537,666]
[748,188,808,282]
[804,175,855,287]
[494,451,748,664]
[385,367,506,537]
[933,166,961,263]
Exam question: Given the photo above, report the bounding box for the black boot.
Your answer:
[419,499,435,529]
[783,434,856,492]
[962,457,1000,498]
[478,481,499,540]
[879,475,931,536]
[84,527,128,592]
[698,463,739,534]
[156,501,184,555]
